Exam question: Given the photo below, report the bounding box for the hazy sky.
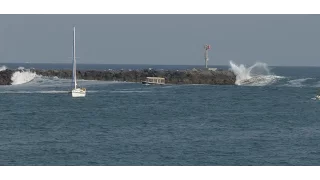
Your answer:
[1,14,320,66]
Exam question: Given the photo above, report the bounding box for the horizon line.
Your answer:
[1,62,320,68]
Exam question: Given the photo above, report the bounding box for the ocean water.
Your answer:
[1,62,320,165]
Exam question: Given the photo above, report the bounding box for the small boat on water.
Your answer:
[142,77,165,85]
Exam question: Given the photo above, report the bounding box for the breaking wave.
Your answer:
[285,78,313,87]
[11,69,37,85]
[0,65,7,71]
[229,61,284,86]
[17,67,25,70]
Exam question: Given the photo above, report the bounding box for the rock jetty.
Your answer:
[0,68,236,85]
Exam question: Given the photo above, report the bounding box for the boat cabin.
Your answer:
[142,77,165,85]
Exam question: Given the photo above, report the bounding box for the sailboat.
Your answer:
[71,26,86,97]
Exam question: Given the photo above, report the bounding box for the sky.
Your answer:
[1,14,320,66]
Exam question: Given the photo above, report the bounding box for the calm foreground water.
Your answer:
[1,63,320,165]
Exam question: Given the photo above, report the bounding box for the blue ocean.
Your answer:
[1,62,320,165]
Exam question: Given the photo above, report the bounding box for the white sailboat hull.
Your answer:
[72,88,86,97]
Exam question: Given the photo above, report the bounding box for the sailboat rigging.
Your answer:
[71,26,86,97]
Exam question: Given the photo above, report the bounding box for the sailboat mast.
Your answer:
[73,26,77,89]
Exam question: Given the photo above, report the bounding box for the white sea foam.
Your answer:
[0,65,7,71]
[11,68,37,85]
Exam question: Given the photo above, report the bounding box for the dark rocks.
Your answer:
[0,68,236,85]
[32,68,236,85]
[0,69,13,85]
